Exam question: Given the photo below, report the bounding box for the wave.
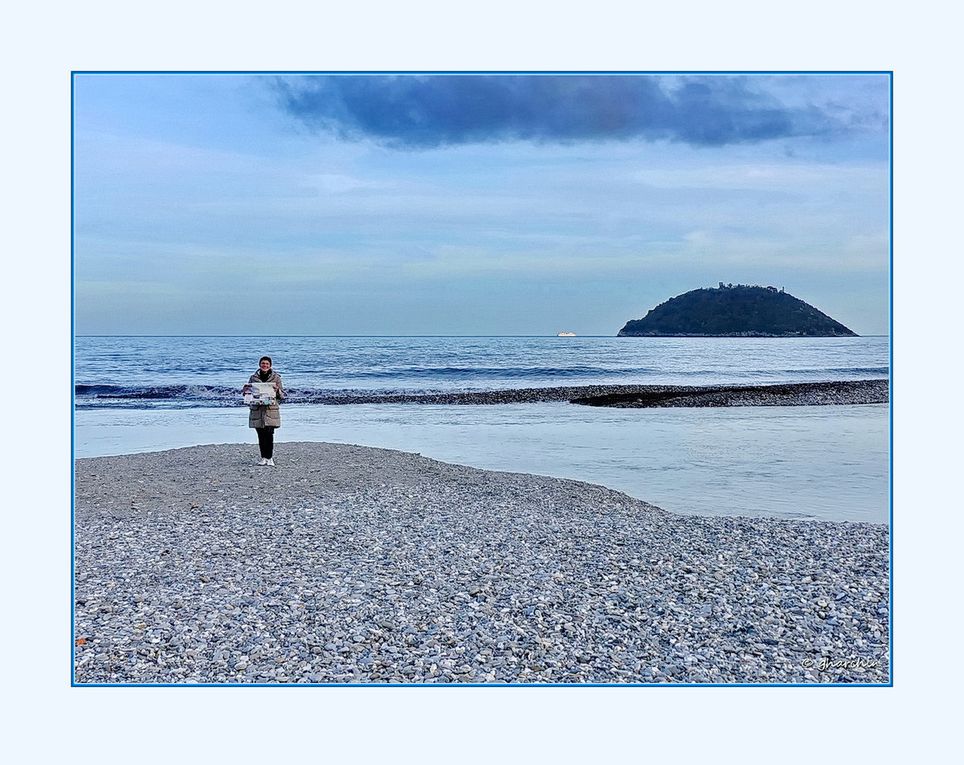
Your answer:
[293,364,890,380]
[74,366,891,410]
[75,383,238,399]
[329,365,660,379]
[804,366,889,375]
[74,383,430,409]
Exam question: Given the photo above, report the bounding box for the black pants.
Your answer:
[256,427,276,458]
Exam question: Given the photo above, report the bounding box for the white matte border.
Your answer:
[5,0,954,762]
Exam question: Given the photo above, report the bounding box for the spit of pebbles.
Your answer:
[571,379,889,408]
[280,379,887,407]
[74,442,889,684]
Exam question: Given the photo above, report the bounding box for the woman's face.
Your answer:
[259,360,271,372]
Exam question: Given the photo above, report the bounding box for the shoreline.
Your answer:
[74,442,889,685]
[284,378,889,406]
[75,378,889,409]
[571,379,888,408]
[222,378,889,406]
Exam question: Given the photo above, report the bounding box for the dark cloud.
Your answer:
[271,75,862,149]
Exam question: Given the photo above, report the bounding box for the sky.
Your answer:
[73,73,890,335]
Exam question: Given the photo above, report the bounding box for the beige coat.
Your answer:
[247,370,284,428]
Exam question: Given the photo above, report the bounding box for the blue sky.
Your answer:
[73,73,890,335]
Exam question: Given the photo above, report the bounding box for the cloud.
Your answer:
[271,75,877,149]
[304,173,390,194]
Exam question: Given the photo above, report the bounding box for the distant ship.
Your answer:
[557,331,576,337]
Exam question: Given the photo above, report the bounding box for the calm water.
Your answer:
[73,336,890,523]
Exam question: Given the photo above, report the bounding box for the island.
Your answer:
[617,284,857,337]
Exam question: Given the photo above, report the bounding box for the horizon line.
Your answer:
[74,334,892,339]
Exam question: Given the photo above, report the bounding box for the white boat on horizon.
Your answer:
[556,331,576,337]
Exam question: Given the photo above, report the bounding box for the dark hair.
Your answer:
[259,356,272,365]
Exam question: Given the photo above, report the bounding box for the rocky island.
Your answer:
[618,284,857,337]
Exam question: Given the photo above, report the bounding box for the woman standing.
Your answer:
[244,356,285,466]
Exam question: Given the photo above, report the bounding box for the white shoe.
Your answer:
[258,458,268,466]
[266,458,275,467]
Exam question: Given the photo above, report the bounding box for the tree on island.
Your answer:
[617,284,857,337]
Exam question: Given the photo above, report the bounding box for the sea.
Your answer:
[74,336,890,524]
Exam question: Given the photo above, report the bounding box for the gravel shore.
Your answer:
[74,442,889,685]
[571,379,888,408]
[286,378,888,406]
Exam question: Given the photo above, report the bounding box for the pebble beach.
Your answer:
[260,378,888,406]
[74,442,889,685]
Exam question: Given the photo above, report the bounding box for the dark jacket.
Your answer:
[247,370,285,428]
